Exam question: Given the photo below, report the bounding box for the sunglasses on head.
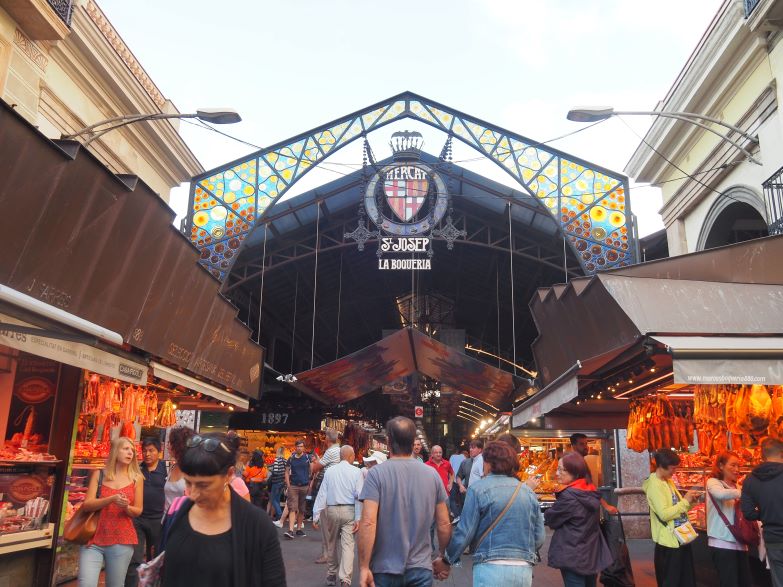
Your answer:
[186,435,230,453]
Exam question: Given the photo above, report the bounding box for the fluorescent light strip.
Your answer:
[460,393,499,412]
[614,372,674,399]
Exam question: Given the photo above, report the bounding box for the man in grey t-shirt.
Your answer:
[358,416,451,587]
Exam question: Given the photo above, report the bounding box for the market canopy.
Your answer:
[293,327,524,408]
[532,237,783,388]
[0,101,264,398]
[515,236,783,427]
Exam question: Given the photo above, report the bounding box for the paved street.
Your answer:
[277,523,657,586]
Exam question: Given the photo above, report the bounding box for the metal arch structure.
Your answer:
[186,91,636,281]
[223,207,582,295]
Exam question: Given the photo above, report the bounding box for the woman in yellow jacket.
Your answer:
[643,449,701,587]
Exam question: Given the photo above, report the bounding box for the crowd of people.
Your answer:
[72,420,783,587]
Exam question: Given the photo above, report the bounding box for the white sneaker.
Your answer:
[273,520,283,528]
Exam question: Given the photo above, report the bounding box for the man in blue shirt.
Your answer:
[284,439,311,539]
[125,437,167,587]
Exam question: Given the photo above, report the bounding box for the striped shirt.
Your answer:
[269,457,286,484]
[319,444,341,470]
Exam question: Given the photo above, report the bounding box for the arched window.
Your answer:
[696,186,768,251]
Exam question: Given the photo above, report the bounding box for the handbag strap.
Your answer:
[707,484,743,544]
[474,481,523,550]
[96,470,104,498]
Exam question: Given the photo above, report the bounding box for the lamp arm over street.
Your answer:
[62,109,241,148]
[567,107,761,165]
[612,110,758,144]
[644,112,761,166]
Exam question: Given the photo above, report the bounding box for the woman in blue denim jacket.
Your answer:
[438,441,545,587]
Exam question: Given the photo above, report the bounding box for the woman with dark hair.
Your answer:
[643,449,700,587]
[161,433,286,587]
[706,451,750,587]
[437,441,545,587]
[544,451,613,587]
[244,449,268,508]
[164,427,195,513]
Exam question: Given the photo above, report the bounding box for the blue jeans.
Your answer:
[373,567,433,587]
[79,544,134,587]
[560,569,597,587]
[270,481,284,519]
[474,562,532,587]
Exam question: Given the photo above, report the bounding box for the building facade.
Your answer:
[626,0,783,255]
[0,0,201,200]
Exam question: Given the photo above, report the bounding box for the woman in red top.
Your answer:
[78,436,144,587]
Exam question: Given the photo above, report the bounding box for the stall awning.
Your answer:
[512,364,579,428]
[293,328,523,407]
[531,263,783,387]
[0,101,263,398]
[151,362,249,409]
[510,337,643,429]
[651,336,783,385]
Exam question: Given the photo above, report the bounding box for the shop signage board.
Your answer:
[0,313,147,385]
[673,358,783,385]
[346,131,465,270]
[229,409,323,432]
[414,405,424,418]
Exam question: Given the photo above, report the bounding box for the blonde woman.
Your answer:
[79,437,144,587]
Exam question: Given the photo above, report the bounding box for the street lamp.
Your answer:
[62,108,241,147]
[566,106,761,165]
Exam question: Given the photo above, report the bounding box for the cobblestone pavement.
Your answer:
[277,522,658,586]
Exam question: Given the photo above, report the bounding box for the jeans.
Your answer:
[474,562,532,587]
[269,482,284,519]
[125,517,162,587]
[560,568,597,587]
[373,567,433,587]
[79,544,134,587]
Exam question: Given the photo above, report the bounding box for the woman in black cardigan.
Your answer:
[162,432,286,587]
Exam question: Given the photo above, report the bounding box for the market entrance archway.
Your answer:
[186,92,636,281]
[186,93,636,443]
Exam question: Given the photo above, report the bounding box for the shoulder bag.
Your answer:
[474,481,523,550]
[651,482,697,546]
[707,482,760,547]
[63,470,103,544]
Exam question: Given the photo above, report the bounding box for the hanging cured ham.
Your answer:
[626,396,692,453]
[770,386,783,440]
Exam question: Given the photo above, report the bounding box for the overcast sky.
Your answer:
[99,0,724,237]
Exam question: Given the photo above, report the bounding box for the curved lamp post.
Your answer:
[567,106,761,165]
[62,108,241,147]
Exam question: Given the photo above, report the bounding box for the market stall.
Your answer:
[0,314,147,573]
[623,383,779,587]
[53,370,243,583]
[510,431,614,509]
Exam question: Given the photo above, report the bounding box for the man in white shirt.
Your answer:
[313,445,363,587]
[468,439,485,487]
[312,428,342,563]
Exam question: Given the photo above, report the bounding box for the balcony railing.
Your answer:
[47,0,73,26]
[762,164,783,235]
[744,0,762,18]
